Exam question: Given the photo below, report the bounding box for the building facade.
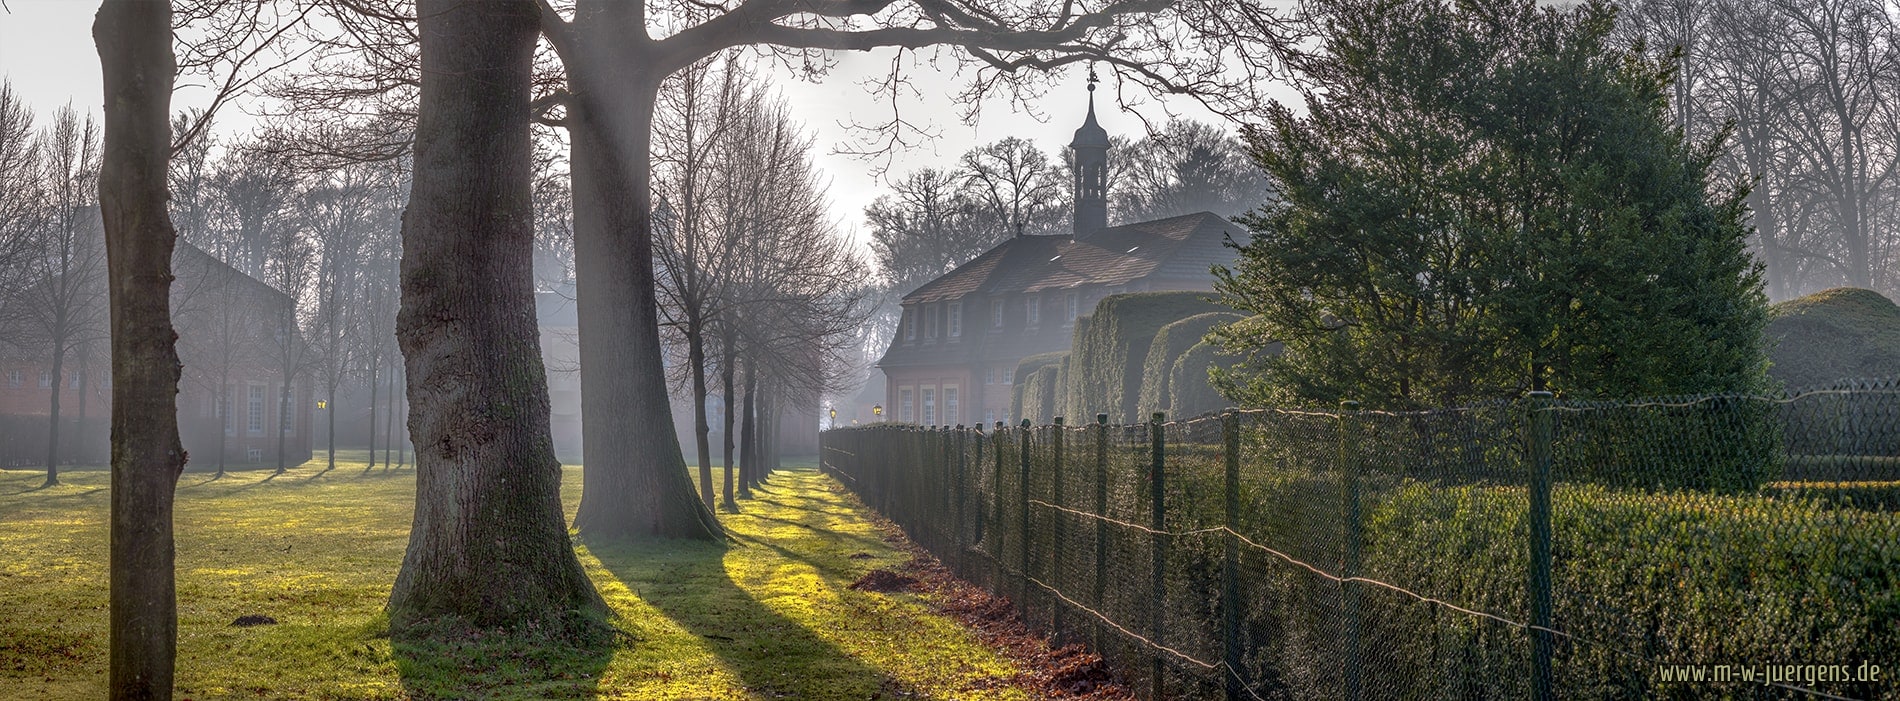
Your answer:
[876,86,1246,426]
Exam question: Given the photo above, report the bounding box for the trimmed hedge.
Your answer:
[1135,312,1243,419]
[1765,287,1900,391]
[1012,351,1067,424]
[1151,445,1900,699]
[1066,292,1228,423]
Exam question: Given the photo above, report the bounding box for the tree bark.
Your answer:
[739,359,756,499]
[563,2,722,541]
[720,333,737,511]
[383,361,396,471]
[386,0,603,632]
[275,377,291,473]
[364,362,378,474]
[690,324,713,510]
[94,1,187,697]
[44,342,65,486]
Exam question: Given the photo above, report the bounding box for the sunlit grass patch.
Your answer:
[0,453,1023,699]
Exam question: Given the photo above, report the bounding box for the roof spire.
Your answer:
[1070,66,1109,149]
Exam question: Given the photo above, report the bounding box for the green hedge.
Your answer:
[1012,351,1067,424]
[1151,448,1900,698]
[1067,292,1228,423]
[1136,312,1243,419]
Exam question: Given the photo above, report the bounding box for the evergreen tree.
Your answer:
[1212,0,1771,409]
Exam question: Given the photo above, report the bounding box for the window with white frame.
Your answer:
[921,388,937,425]
[944,387,959,426]
[899,387,915,422]
[69,371,83,389]
[948,302,961,338]
[985,409,996,425]
[6,370,20,388]
[903,310,916,341]
[991,298,1004,328]
[1000,365,1014,385]
[983,367,994,385]
[1025,295,1040,327]
[39,372,52,389]
[1066,292,1079,320]
[248,385,265,433]
[925,304,937,339]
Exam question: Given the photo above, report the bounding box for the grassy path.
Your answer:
[0,457,1029,700]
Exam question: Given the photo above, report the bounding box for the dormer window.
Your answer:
[948,302,962,338]
[991,299,1004,329]
[925,304,939,340]
[1025,294,1040,327]
[903,309,916,341]
[1066,292,1079,320]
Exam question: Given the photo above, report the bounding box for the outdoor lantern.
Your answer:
[873,404,883,417]
[316,399,327,410]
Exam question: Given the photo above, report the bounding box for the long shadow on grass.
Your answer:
[588,532,912,698]
[390,612,616,700]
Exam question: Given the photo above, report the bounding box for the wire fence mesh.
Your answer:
[821,381,1900,700]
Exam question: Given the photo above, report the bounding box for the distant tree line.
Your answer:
[1617,0,1900,300]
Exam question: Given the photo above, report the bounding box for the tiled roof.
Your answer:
[901,211,1241,304]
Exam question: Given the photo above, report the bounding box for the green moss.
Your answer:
[1766,287,1900,390]
[0,454,1027,700]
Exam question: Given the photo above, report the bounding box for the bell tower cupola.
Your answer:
[1070,70,1110,237]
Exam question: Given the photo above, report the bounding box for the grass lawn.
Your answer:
[0,453,1029,700]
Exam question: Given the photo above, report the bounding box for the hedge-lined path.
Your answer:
[0,456,1088,699]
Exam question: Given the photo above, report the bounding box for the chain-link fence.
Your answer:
[821,381,1900,700]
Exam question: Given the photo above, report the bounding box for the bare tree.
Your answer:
[1113,117,1268,221]
[2,106,107,486]
[94,0,188,695]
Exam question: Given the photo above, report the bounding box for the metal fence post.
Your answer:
[1338,400,1362,701]
[955,425,967,571]
[994,420,1006,592]
[1094,413,1110,651]
[1051,416,1067,635]
[1019,418,1034,614]
[1222,409,1243,700]
[1527,391,1555,701]
[1150,411,1167,701]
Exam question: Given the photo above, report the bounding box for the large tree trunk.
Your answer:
[44,341,66,486]
[94,1,187,696]
[564,2,722,541]
[386,0,603,633]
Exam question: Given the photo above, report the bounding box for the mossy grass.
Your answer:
[0,454,1027,699]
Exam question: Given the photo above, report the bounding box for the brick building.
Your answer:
[0,216,312,469]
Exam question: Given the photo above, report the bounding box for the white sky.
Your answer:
[0,0,1246,250]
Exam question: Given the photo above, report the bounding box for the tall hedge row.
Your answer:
[1136,312,1244,419]
[1066,292,1227,423]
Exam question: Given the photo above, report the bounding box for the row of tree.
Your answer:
[1618,0,1900,300]
[86,0,1302,695]
[0,82,415,483]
